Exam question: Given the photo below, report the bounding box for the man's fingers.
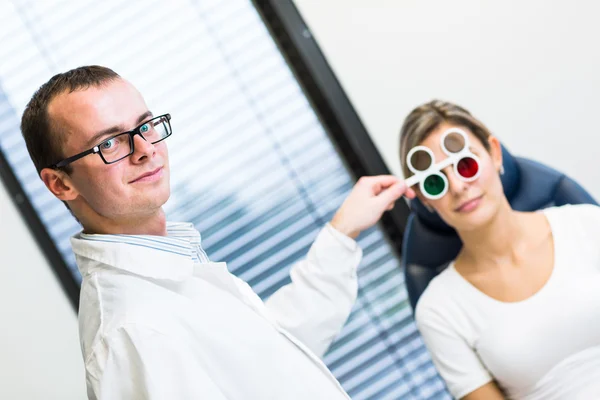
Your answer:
[405,187,416,199]
[376,181,406,207]
[359,175,400,191]
[356,175,415,204]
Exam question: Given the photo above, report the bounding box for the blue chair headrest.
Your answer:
[403,144,597,311]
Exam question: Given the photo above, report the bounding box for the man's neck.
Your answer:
[80,208,168,236]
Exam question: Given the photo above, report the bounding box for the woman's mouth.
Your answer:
[455,195,483,213]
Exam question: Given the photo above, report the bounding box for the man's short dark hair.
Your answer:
[21,65,121,175]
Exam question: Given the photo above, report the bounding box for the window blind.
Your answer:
[0,1,450,398]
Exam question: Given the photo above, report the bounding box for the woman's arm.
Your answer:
[462,381,505,400]
[415,295,497,399]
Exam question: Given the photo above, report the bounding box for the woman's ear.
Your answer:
[487,135,503,173]
[40,168,79,201]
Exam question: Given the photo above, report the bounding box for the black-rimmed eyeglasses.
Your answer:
[48,114,172,169]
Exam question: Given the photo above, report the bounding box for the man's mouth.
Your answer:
[129,167,163,183]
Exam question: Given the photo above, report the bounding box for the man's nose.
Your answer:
[131,133,155,162]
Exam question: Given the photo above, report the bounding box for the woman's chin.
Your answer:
[453,199,495,230]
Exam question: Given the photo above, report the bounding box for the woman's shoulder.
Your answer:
[543,203,600,218]
[542,203,600,230]
[414,265,463,325]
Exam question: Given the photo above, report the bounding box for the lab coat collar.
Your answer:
[71,233,195,281]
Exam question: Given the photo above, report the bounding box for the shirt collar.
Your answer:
[70,222,205,281]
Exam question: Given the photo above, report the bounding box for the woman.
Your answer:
[400,100,600,400]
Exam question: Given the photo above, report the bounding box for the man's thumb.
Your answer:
[377,181,406,207]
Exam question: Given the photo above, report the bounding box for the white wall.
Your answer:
[295,0,600,201]
[0,182,86,399]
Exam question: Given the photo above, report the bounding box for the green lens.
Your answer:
[423,174,445,196]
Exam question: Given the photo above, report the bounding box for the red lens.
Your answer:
[457,157,479,178]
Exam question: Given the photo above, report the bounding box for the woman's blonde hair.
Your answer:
[399,100,493,179]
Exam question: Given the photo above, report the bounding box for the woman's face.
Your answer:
[415,122,504,232]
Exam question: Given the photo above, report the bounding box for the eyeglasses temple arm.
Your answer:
[53,147,98,168]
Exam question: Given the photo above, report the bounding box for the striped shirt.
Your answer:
[80,222,210,263]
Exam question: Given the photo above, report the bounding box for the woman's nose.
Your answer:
[445,167,468,195]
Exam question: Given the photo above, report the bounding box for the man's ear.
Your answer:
[40,168,79,201]
[487,135,503,172]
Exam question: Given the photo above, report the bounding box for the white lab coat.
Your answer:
[72,223,361,399]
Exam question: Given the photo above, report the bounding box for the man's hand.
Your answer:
[330,175,416,239]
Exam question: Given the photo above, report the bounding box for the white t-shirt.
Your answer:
[415,204,600,400]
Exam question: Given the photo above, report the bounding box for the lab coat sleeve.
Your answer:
[85,324,228,400]
[264,223,362,358]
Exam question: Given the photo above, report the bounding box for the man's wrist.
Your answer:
[329,215,360,239]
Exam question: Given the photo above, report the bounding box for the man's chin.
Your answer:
[137,185,170,209]
[156,187,171,207]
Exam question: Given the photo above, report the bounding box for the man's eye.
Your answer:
[140,123,150,133]
[100,138,117,150]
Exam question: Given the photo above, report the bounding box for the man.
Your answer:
[21,66,414,399]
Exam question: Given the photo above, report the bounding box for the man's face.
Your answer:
[48,78,170,222]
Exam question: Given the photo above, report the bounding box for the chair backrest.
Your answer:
[402,145,598,311]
